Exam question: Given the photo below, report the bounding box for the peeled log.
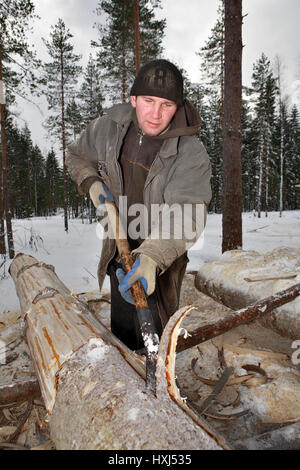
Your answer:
[9,253,229,450]
[194,248,300,339]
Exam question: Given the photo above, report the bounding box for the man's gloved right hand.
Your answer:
[89,181,114,209]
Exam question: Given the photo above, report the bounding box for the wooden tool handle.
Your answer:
[105,201,148,310]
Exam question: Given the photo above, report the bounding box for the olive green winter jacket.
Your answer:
[66,102,212,313]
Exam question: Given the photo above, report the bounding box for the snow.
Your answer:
[188,210,300,270]
[127,408,140,422]
[86,338,110,366]
[0,210,299,314]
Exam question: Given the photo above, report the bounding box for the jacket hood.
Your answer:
[107,101,201,139]
[157,99,201,139]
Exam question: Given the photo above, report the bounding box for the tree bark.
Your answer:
[177,283,300,352]
[0,70,6,255]
[60,50,68,232]
[222,0,242,252]
[9,253,228,450]
[194,253,300,340]
[0,45,14,258]
[133,0,141,75]
[0,378,40,406]
[257,124,264,218]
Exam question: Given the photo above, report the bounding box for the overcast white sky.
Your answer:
[13,0,300,156]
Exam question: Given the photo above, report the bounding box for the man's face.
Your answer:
[130,95,177,136]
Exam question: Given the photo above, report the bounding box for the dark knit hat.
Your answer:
[130,59,184,106]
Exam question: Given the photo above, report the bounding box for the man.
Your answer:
[67,59,211,351]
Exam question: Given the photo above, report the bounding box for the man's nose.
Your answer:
[151,104,162,119]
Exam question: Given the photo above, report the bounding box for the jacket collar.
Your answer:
[106,103,132,126]
[107,102,179,158]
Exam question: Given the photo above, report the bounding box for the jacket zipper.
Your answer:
[138,129,144,146]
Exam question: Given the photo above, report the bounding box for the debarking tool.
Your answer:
[104,200,159,394]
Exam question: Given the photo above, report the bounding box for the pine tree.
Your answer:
[93,0,166,103]
[66,98,84,141]
[285,105,300,209]
[222,0,242,252]
[133,0,141,75]
[42,19,82,232]
[196,0,225,213]
[31,145,46,217]
[273,55,288,216]
[45,149,63,216]
[5,117,47,218]
[78,54,104,127]
[241,99,257,212]
[0,0,38,257]
[251,53,277,217]
[205,92,223,213]
[197,0,225,115]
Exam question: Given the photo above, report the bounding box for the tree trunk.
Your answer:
[60,51,68,232]
[257,124,264,218]
[133,0,141,75]
[0,73,6,255]
[279,115,284,217]
[0,46,14,258]
[221,0,242,252]
[265,136,269,217]
[9,253,229,450]
[121,46,127,102]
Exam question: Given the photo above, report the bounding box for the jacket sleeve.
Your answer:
[132,139,212,272]
[66,118,102,195]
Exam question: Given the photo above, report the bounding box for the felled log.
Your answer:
[194,248,300,339]
[9,253,229,450]
[235,422,300,450]
[0,377,40,406]
[176,283,300,352]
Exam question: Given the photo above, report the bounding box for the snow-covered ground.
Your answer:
[0,210,299,313]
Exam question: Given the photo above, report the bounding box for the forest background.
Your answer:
[0,0,299,261]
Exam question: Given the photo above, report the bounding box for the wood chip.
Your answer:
[244,273,297,282]
[2,407,16,423]
[196,367,234,414]
[223,343,289,361]
[203,409,249,420]
[6,399,33,443]
[0,426,17,438]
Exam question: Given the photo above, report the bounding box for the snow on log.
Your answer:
[195,247,300,340]
[9,253,229,450]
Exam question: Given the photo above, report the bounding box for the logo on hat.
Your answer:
[144,67,176,91]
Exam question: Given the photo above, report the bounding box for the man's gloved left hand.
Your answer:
[89,180,114,208]
[116,254,158,305]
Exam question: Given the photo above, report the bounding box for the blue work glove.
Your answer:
[116,254,158,305]
[89,180,114,208]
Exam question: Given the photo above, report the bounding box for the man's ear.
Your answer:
[130,96,137,108]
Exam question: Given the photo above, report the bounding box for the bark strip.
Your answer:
[0,378,40,406]
[177,283,300,352]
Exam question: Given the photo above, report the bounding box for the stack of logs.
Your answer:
[3,253,300,450]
